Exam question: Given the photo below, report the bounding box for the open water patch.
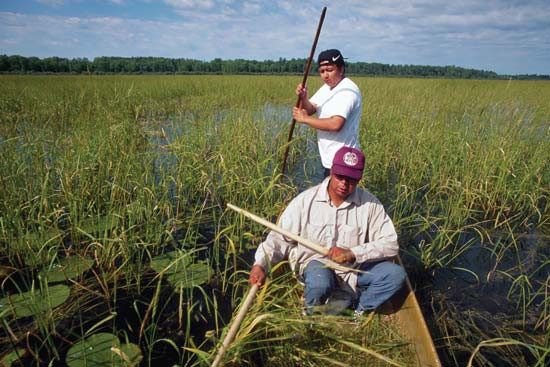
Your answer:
[142,103,324,193]
[428,228,549,309]
[422,228,549,364]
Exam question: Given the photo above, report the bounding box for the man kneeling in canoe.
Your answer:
[249,146,406,320]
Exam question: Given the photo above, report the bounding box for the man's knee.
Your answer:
[303,261,336,305]
[388,264,406,286]
[305,272,334,298]
[304,283,332,306]
[358,261,406,288]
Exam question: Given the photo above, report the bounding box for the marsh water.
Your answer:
[140,104,549,366]
[1,75,548,367]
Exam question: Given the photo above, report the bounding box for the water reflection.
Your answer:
[142,103,326,195]
[427,228,549,363]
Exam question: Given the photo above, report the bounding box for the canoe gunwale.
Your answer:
[380,255,442,367]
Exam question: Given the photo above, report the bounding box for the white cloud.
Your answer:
[163,0,214,9]
[0,0,549,74]
[242,2,261,15]
[276,1,292,12]
[36,0,65,6]
[64,16,81,25]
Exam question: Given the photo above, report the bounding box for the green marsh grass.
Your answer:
[0,75,548,366]
[205,267,415,367]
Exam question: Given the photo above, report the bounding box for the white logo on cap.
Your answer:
[343,152,358,166]
[332,55,341,62]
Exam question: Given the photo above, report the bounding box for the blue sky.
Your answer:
[1,0,549,75]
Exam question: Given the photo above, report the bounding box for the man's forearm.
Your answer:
[299,98,317,115]
[300,115,345,131]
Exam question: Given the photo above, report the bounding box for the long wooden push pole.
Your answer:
[280,7,327,177]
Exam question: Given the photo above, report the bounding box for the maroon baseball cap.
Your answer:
[331,146,365,180]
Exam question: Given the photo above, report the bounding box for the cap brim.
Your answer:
[331,165,362,180]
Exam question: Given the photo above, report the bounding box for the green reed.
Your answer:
[206,267,415,367]
[0,75,548,366]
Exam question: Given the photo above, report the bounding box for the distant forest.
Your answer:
[1,54,548,80]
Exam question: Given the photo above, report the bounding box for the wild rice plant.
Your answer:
[1,75,548,366]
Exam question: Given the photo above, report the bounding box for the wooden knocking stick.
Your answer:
[227,203,329,256]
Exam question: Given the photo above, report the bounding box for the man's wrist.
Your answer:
[346,249,357,263]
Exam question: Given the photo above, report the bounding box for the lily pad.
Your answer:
[0,348,27,367]
[167,260,211,292]
[20,227,64,250]
[16,228,64,267]
[150,251,211,292]
[66,333,142,367]
[0,266,15,279]
[150,251,192,273]
[38,256,94,283]
[0,284,70,319]
[78,216,119,235]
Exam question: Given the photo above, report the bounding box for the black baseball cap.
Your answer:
[318,49,345,67]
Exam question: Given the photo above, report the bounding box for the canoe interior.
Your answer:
[380,256,442,367]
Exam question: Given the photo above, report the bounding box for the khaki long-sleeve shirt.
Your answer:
[253,177,399,291]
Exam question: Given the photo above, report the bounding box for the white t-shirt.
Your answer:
[310,77,362,169]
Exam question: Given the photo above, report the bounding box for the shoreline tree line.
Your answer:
[1,54,548,80]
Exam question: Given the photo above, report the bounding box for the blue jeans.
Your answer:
[303,260,406,312]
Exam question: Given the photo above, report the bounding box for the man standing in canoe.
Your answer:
[249,146,405,319]
[293,49,362,178]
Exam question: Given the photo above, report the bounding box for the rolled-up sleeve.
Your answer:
[253,197,303,269]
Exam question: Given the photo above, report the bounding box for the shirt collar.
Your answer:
[315,177,331,203]
[316,176,361,207]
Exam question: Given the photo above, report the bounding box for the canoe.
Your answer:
[322,254,442,366]
[380,255,442,367]
[225,203,442,366]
